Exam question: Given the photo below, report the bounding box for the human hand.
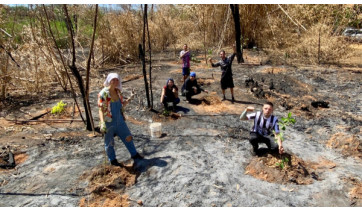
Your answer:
[204,90,208,93]
[100,121,107,133]
[279,145,284,155]
[246,106,254,112]
[172,88,176,93]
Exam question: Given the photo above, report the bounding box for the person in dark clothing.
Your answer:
[209,45,236,103]
[240,102,284,156]
[181,72,207,102]
[160,78,180,111]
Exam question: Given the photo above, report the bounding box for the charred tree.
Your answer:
[230,4,244,63]
[63,4,94,131]
[145,5,153,109]
[43,4,85,123]
[139,4,151,108]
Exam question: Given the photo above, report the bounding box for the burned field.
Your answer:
[0,50,361,207]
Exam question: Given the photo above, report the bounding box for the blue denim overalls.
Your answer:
[104,99,137,161]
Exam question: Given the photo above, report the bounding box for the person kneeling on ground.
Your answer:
[181,72,208,102]
[98,73,143,167]
[240,102,284,155]
[160,78,180,111]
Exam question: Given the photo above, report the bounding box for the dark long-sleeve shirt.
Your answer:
[211,53,236,79]
[182,78,203,94]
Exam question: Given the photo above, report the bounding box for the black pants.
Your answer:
[185,89,200,101]
[249,132,278,152]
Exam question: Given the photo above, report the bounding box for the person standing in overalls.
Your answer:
[98,73,143,166]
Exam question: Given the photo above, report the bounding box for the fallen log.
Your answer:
[6,119,84,124]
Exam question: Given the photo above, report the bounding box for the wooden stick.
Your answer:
[6,119,84,123]
[278,5,307,31]
[0,28,12,37]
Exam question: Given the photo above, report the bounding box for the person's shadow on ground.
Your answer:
[132,156,170,173]
[175,105,190,114]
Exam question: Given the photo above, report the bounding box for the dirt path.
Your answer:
[0,50,361,206]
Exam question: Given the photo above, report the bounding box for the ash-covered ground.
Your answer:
[0,50,361,206]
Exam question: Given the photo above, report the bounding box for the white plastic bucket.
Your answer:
[150,122,162,138]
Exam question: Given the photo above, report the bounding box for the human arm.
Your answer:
[180,50,189,59]
[97,92,106,133]
[229,44,237,62]
[240,106,254,120]
[172,86,179,98]
[272,120,284,154]
[274,132,284,154]
[210,59,221,68]
[160,87,165,103]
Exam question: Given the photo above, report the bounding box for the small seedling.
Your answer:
[162,109,170,116]
[276,157,289,169]
[51,100,67,115]
[273,112,296,142]
[273,112,295,169]
[191,53,201,63]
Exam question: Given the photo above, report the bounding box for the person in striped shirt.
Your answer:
[240,102,284,155]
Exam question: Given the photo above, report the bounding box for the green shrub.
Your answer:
[51,100,67,115]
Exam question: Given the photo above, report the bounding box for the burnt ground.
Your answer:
[0,49,361,207]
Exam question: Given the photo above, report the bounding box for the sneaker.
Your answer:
[110,159,123,167]
[131,153,144,160]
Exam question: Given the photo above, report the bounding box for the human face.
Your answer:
[262,104,273,118]
[220,51,225,60]
[183,45,188,51]
[190,75,195,81]
[110,78,119,89]
[167,80,174,88]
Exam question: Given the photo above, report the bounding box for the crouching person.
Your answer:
[181,72,207,102]
[240,102,284,156]
[98,73,143,166]
[160,78,180,111]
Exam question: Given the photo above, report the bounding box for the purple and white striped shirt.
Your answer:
[247,111,280,136]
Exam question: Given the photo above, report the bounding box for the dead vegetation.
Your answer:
[79,165,138,207]
[326,133,361,159]
[245,153,327,185]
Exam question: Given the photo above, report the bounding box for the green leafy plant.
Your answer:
[162,109,170,116]
[273,112,296,142]
[51,100,67,115]
[276,157,289,169]
[191,53,201,63]
[273,112,295,169]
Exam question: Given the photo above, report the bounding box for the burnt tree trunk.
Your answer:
[230,4,244,63]
[146,5,153,109]
[139,4,151,108]
[63,4,94,131]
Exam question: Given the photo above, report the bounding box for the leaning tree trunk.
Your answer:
[63,4,94,131]
[230,4,244,63]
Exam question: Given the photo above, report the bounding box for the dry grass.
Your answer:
[79,165,137,207]
[326,133,361,159]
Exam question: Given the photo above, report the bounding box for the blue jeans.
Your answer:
[104,100,137,161]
